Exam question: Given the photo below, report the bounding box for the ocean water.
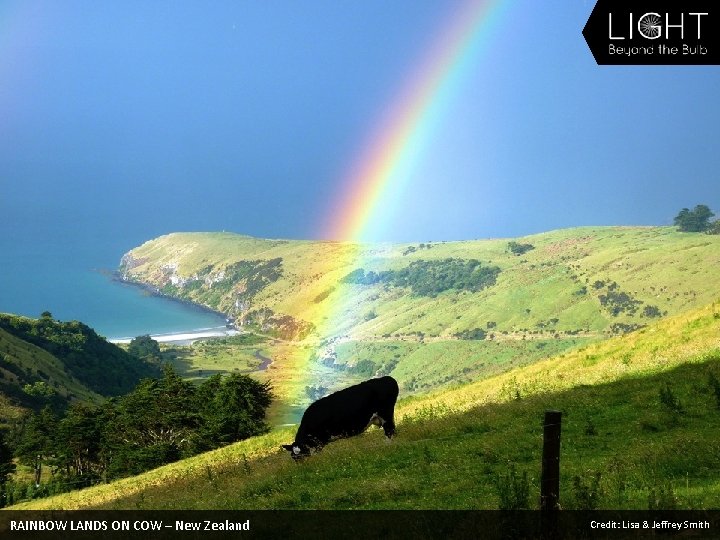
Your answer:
[0,214,226,340]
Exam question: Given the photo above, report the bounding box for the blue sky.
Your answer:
[2,0,719,248]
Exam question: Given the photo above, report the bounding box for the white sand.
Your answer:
[110,327,238,345]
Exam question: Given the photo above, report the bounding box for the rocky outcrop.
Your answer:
[117,251,313,339]
[118,253,148,279]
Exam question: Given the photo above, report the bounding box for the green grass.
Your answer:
[13,359,720,510]
[161,333,271,382]
[11,300,720,510]
[332,337,596,393]
[0,326,102,424]
[118,226,720,411]
[123,227,720,340]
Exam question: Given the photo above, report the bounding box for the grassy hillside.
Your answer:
[121,227,720,339]
[0,314,161,423]
[13,300,720,510]
[120,226,720,419]
[0,327,101,424]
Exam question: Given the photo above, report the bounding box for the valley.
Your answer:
[3,224,720,510]
[12,299,720,510]
[118,226,720,421]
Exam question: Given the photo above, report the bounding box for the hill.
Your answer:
[0,326,100,423]
[119,226,720,420]
[0,313,161,423]
[12,300,720,510]
[120,227,720,338]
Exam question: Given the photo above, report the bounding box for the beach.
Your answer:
[110,327,239,346]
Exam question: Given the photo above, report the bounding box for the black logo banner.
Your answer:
[583,0,720,65]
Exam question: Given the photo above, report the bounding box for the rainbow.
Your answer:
[322,0,508,243]
[281,0,509,417]
[313,0,508,335]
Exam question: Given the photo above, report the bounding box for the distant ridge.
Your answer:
[118,225,720,414]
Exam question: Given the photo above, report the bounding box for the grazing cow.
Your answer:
[282,376,399,460]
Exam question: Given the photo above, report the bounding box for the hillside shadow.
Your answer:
[19,355,720,512]
[253,356,720,509]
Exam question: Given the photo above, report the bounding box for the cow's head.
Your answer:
[281,443,310,461]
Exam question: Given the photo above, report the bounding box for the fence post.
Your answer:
[34,454,41,488]
[540,410,561,536]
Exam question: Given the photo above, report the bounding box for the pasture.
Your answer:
[12,301,720,510]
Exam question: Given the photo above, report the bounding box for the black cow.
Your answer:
[282,376,399,460]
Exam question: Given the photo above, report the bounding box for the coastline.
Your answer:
[104,270,229,321]
[110,327,239,346]
[106,270,232,320]
[100,270,237,344]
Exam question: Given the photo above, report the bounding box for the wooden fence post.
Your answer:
[34,454,41,488]
[540,410,562,537]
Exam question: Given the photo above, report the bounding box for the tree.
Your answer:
[673,204,715,232]
[193,374,271,452]
[707,220,720,235]
[0,313,160,396]
[55,403,104,484]
[15,406,58,486]
[104,365,199,477]
[507,241,535,256]
[127,335,162,362]
[0,429,16,507]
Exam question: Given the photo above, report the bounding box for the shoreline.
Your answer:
[105,270,231,322]
[100,270,238,345]
[110,327,239,345]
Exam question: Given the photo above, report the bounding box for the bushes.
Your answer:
[127,335,162,362]
[454,328,487,341]
[609,322,646,335]
[673,205,715,233]
[493,464,530,510]
[348,359,376,377]
[12,366,272,495]
[305,385,329,401]
[659,384,684,415]
[598,290,642,316]
[642,305,662,318]
[507,241,535,256]
[0,314,160,396]
[593,281,663,319]
[344,259,501,297]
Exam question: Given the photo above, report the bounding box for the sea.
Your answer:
[0,211,227,341]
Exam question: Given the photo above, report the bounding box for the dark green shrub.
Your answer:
[507,241,535,256]
[648,482,679,510]
[659,384,684,414]
[493,464,531,510]
[454,328,487,340]
[584,418,598,436]
[708,372,720,410]
[571,472,602,510]
[343,259,501,297]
